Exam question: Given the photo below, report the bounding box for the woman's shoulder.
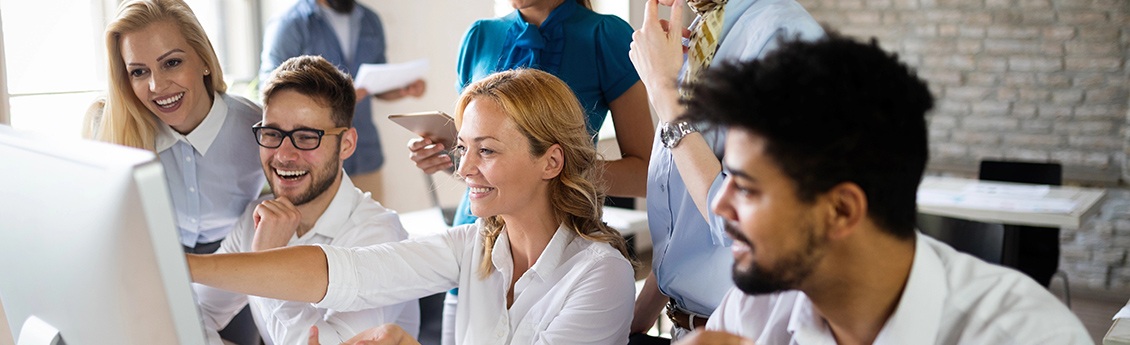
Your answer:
[569,8,633,36]
[221,93,263,121]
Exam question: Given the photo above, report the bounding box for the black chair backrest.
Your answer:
[978,160,1062,186]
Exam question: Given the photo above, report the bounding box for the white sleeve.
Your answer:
[316,225,475,311]
[192,207,255,335]
[250,295,409,345]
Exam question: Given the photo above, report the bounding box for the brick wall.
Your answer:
[793,0,1130,289]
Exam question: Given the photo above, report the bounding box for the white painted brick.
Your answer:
[971,101,1011,114]
[1084,88,1127,103]
[1008,56,1063,72]
[1052,120,1116,135]
[1057,11,1110,25]
[1001,133,1064,146]
[1068,136,1123,150]
[1051,90,1084,104]
[1073,105,1124,119]
[952,131,1002,144]
[1042,26,1076,40]
[962,117,1019,130]
[1065,57,1122,72]
[1037,104,1072,117]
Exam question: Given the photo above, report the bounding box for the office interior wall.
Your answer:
[361,0,494,214]
[796,0,1130,289]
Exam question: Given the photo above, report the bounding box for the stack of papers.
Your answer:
[354,59,429,95]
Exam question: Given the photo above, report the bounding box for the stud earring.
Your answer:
[204,69,210,76]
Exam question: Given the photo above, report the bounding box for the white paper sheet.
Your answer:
[354,59,428,95]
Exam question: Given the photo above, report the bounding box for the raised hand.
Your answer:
[407,137,454,174]
[251,197,302,251]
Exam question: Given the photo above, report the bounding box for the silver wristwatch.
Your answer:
[660,120,699,148]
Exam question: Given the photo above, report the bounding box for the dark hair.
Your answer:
[261,55,356,127]
[576,0,592,9]
[684,31,934,239]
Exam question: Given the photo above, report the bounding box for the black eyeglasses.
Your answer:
[252,122,349,150]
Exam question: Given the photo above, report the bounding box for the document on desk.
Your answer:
[354,59,428,95]
[918,188,1077,213]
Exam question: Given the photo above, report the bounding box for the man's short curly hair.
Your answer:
[684,31,934,239]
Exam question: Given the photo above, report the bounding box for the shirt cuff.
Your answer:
[314,244,357,310]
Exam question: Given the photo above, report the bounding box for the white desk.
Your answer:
[1105,300,1130,345]
[917,176,1106,228]
[398,206,649,239]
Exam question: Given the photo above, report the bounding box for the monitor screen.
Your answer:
[0,125,206,345]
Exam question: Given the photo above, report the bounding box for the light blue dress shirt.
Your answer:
[260,0,388,174]
[646,0,825,317]
[155,93,265,248]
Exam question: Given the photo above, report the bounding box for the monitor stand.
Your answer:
[16,316,63,345]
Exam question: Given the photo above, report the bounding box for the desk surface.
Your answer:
[398,206,649,239]
[917,176,1106,228]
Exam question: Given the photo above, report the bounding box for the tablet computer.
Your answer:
[388,111,457,148]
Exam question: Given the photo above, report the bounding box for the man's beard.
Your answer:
[729,220,826,295]
[325,0,355,14]
[270,149,339,206]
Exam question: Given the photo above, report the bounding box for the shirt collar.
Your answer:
[154,93,227,155]
[490,223,574,281]
[785,232,946,344]
[872,232,946,343]
[298,172,356,240]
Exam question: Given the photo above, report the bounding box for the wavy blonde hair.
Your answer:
[455,69,634,278]
[95,0,226,150]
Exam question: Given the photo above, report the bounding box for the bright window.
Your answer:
[0,0,262,137]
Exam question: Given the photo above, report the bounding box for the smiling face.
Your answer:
[119,20,213,134]
[260,89,356,206]
[455,97,553,219]
[711,129,830,295]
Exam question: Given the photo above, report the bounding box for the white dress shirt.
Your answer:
[706,233,1091,344]
[317,222,636,345]
[194,174,419,345]
[155,93,265,248]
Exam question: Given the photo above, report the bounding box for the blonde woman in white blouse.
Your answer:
[189,68,637,345]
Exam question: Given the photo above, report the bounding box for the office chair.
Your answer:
[978,160,1069,307]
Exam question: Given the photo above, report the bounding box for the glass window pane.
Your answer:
[0,0,103,94]
[8,92,102,139]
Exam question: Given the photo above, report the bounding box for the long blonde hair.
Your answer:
[454,69,634,278]
[96,0,226,150]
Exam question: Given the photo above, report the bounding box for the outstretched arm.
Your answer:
[187,245,329,303]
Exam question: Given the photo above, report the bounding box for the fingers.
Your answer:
[675,330,755,345]
[307,326,319,345]
[408,141,453,174]
[643,0,658,26]
[669,0,683,33]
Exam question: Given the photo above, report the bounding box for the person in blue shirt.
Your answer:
[261,0,425,204]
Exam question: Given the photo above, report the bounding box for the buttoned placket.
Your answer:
[178,142,202,235]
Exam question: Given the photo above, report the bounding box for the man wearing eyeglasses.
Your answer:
[193,55,420,345]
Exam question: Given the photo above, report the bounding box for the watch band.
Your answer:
[661,120,699,148]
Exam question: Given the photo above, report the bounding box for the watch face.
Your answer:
[660,122,678,148]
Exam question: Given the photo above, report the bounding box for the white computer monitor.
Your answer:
[0,125,206,345]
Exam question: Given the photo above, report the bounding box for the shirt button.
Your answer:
[659,185,666,192]
[188,187,196,193]
[190,218,197,224]
[185,156,192,162]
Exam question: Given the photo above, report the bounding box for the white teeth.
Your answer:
[469,187,493,193]
[275,169,307,177]
[155,92,184,107]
